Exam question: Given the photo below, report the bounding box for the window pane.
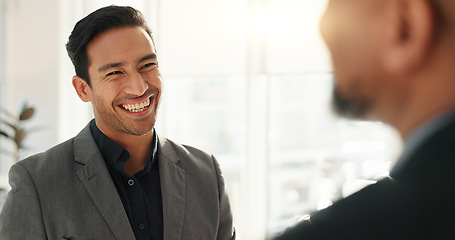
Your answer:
[267,74,400,237]
[156,75,247,232]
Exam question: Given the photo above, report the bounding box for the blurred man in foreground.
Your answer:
[275,0,455,239]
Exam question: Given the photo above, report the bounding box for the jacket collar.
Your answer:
[73,122,136,240]
[157,135,186,240]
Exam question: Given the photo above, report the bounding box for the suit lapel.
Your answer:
[158,136,186,240]
[73,124,136,240]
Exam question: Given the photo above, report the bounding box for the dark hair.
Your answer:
[66,5,152,86]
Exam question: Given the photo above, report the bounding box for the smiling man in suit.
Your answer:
[0,6,236,240]
[275,0,455,239]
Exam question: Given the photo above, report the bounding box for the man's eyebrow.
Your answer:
[138,53,157,63]
[97,54,157,72]
[98,62,126,73]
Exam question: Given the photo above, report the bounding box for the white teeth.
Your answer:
[121,98,151,113]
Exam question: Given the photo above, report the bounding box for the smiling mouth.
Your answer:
[120,97,151,113]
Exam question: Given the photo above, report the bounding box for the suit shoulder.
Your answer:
[16,137,75,172]
[158,136,223,181]
[159,137,213,160]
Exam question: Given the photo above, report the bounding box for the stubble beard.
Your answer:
[118,111,157,136]
[331,84,370,120]
[93,90,160,137]
[118,100,160,136]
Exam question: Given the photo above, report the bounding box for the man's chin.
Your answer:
[331,87,369,120]
[120,126,154,136]
[116,116,157,136]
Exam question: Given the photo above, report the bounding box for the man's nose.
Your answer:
[124,73,148,96]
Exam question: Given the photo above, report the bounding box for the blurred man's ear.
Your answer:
[72,75,92,103]
[382,0,434,75]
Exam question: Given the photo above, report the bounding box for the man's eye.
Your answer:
[107,71,122,76]
[140,62,157,70]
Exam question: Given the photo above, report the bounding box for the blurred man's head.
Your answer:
[320,0,455,137]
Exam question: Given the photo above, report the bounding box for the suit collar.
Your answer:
[158,135,181,165]
[73,122,136,240]
[157,136,186,240]
[398,110,455,168]
[390,113,455,182]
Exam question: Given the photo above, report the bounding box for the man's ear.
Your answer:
[383,0,435,75]
[72,75,92,102]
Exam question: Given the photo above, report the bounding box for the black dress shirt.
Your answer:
[90,120,163,240]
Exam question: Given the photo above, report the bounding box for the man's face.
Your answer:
[320,0,389,119]
[85,26,162,137]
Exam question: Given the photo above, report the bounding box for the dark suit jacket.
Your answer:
[0,123,235,240]
[274,120,455,240]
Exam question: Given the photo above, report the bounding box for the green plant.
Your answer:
[0,103,36,161]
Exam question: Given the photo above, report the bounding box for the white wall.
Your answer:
[7,0,60,153]
[1,0,59,182]
[0,0,92,186]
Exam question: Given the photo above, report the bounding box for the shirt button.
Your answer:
[128,179,134,186]
[138,224,145,230]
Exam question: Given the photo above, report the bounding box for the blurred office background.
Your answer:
[0,0,401,238]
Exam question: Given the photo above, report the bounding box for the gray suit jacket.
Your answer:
[0,123,235,239]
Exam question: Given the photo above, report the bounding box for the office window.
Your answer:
[267,74,399,236]
[157,75,246,231]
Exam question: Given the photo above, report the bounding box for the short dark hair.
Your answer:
[66,5,153,86]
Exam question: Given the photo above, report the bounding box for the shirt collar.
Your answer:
[390,109,455,176]
[89,119,158,176]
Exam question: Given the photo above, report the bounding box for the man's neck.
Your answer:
[100,126,155,176]
[384,78,455,140]
[122,133,154,176]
